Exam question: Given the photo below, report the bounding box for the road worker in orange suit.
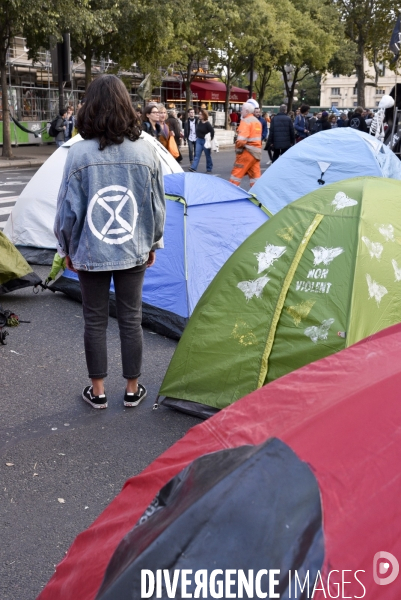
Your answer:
[229,101,262,188]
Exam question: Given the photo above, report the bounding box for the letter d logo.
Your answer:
[373,551,399,585]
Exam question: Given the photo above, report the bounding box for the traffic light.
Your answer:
[301,89,306,101]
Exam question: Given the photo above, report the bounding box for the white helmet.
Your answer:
[247,98,259,109]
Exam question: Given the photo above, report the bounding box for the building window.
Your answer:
[353,87,357,95]
[333,74,340,78]
[376,89,385,95]
[331,87,340,95]
[377,62,385,77]
[332,102,339,107]
[376,101,380,106]
[353,102,358,107]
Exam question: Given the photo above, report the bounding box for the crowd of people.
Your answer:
[258,104,376,164]
[53,98,379,189]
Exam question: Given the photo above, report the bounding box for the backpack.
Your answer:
[48,117,59,138]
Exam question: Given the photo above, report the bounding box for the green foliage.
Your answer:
[337,0,395,105]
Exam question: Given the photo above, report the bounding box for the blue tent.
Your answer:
[252,128,401,215]
[142,173,268,337]
[51,173,268,338]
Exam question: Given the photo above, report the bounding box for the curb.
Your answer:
[0,145,235,169]
[0,159,47,169]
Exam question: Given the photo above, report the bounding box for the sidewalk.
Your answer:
[0,138,235,169]
[0,143,56,169]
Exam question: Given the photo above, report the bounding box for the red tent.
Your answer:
[38,324,401,599]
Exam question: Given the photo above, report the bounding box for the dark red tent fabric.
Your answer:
[38,324,401,600]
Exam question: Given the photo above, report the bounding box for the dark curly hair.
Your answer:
[76,75,141,150]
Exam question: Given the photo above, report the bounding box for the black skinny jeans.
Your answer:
[78,264,147,380]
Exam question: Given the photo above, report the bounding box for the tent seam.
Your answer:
[257,213,324,388]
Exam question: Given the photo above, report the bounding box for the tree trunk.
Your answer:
[185,62,192,114]
[355,43,365,107]
[224,76,232,130]
[286,68,299,113]
[256,66,271,106]
[1,60,13,159]
[84,48,92,90]
[224,57,231,130]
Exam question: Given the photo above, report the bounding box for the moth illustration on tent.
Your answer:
[331,192,358,211]
[286,300,316,327]
[304,318,335,343]
[231,320,257,346]
[254,244,286,273]
[311,246,344,266]
[376,223,395,242]
[391,259,401,282]
[366,274,388,305]
[276,226,295,242]
[362,237,383,260]
[237,275,270,300]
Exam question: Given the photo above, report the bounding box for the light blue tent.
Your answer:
[253,128,401,215]
[51,173,268,338]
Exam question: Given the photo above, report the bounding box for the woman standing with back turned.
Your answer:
[54,75,165,409]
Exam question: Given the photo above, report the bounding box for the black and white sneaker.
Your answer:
[82,385,108,409]
[124,383,147,407]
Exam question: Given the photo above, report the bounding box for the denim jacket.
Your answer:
[54,137,165,271]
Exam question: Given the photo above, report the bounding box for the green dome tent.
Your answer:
[0,231,41,295]
[160,177,401,415]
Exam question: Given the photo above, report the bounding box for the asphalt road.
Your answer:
[0,150,272,599]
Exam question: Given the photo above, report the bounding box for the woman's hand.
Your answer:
[147,251,156,268]
[65,255,78,273]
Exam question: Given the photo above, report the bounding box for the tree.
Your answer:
[60,0,121,90]
[337,0,394,106]
[274,0,346,111]
[116,0,176,89]
[0,0,72,158]
[166,0,216,114]
[253,1,294,106]
[211,0,274,128]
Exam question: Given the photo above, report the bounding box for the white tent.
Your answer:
[3,133,183,253]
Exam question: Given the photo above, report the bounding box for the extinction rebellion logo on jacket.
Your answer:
[87,185,138,245]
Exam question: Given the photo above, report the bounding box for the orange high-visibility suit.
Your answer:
[229,115,262,187]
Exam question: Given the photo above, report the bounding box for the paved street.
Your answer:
[0,147,272,599]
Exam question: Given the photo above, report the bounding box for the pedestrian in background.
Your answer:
[65,107,74,142]
[230,101,262,187]
[348,107,368,132]
[254,106,268,141]
[311,111,331,134]
[189,109,214,173]
[142,104,161,139]
[55,108,68,147]
[167,109,183,162]
[55,74,165,409]
[266,104,295,162]
[329,114,338,128]
[337,113,348,127]
[157,104,172,148]
[184,108,198,163]
[294,104,310,142]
